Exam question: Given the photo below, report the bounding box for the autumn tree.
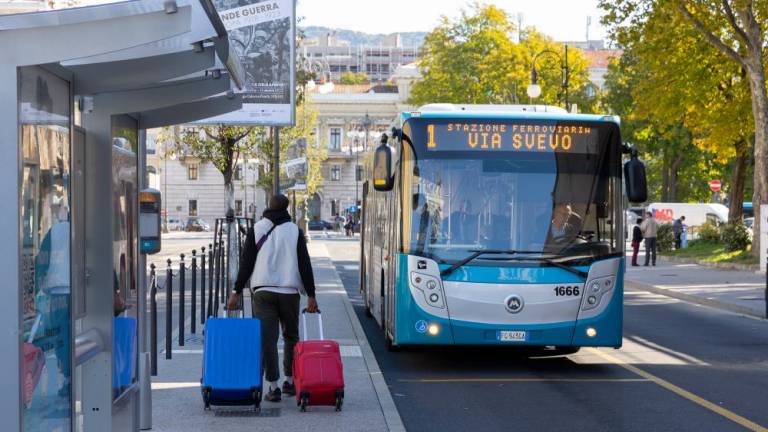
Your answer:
[600,0,766,257]
[410,3,596,112]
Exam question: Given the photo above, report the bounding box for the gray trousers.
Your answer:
[644,237,657,265]
[251,290,300,382]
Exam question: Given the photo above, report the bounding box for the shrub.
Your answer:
[720,223,751,252]
[697,222,720,243]
[657,223,675,252]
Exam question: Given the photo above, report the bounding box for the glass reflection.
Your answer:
[19,66,72,431]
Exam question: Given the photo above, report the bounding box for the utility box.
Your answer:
[139,188,162,254]
[761,204,768,273]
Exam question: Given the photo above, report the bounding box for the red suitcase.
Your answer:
[293,310,345,411]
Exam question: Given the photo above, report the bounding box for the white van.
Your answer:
[645,203,729,226]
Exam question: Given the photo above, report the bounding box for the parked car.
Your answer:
[308,219,334,231]
[185,217,210,232]
[166,217,183,231]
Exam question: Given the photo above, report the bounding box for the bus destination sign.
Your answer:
[425,122,598,154]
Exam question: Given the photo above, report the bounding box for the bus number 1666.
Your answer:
[554,286,580,296]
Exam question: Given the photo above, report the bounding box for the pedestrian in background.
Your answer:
[631,218,643,266]
[640,211,659,266]
[672,216,686,249]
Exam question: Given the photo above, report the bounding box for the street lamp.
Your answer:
[527,45,570,110]
[345,113,374,224]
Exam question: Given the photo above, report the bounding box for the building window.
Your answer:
[331,199,339,216]
[235,200,243,216]
[188,163,199,180]
[329,127,341,151]
[356,165,363,181]
[234,164,243,181]
[189,200,198,216]
[331,165,341,181]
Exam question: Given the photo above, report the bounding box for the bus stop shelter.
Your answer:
[0,1,244,430]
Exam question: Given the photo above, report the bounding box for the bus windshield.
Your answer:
[401,117,622,264]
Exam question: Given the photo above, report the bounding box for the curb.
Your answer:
[625,280,766,320]
[659,254,760,272]
[317,255,407,432]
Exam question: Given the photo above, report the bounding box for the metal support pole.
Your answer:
[200,246,206,325]
[273,126,280,196]
[191,250,197,334]
[207,243,214,318]
[214,241,221,318]
[220,239,226,304]
[150,264,158,376]
[178,253,185,346]
[165,259,173,359]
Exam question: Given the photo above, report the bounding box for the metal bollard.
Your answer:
[165,259,173,360]
[207,243,214,319]
[191,250,197,334]
[200,246,206,325]
[178,253,186,347]
[150,263,158,376]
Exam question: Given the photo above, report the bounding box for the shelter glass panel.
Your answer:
[19,66,72,431]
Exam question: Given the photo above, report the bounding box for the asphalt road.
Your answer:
[320,235,768,432]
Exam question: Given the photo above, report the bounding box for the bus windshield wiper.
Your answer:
[504,256,589,279]
[439,250,543,277]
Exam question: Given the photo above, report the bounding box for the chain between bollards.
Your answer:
[150,263,157,376]
[165,259,172,360]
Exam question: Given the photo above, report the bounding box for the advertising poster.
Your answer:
[205,0,296,126]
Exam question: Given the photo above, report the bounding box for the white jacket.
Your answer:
[250,219,306,295]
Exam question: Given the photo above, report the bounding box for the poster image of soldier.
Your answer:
[216,0,293,105]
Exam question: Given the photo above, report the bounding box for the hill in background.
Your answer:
[300,26,426,48]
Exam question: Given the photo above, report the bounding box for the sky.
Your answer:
[298,0,607,42]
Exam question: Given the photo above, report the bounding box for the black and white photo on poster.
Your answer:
[209,0,295,125]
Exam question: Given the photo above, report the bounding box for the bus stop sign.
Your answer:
[709,180,722,192]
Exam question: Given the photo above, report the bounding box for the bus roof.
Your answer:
[401,103,620,124]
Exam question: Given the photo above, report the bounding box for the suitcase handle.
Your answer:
[225,291,246,318]
[301,310,324,341]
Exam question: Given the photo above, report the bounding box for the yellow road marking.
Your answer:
[398,378,650,383]
[588,348,768,432]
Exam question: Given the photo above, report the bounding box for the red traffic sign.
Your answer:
[709,180,722,192]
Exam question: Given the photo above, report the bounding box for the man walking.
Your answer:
[640,211,659,266]
[227,194,318,402]
[672,216,685,249]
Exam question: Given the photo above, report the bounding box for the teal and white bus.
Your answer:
[360,104,646,351]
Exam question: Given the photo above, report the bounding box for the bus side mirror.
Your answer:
[373,143,394,191]
[623,155,647,204]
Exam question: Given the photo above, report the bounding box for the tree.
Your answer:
[600,0,766,257]
[409,3,596,111]
[339,71,369,85]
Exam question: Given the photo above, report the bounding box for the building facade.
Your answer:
[307,64,418,222]
[301,32,418,82]
[147,129,268,228]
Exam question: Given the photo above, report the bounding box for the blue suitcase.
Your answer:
[201,317,262,410]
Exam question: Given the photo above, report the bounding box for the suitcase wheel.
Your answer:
[299,392,309,412]
[335,390,344,412]
[253,389,262,413]
[202,388,211,411]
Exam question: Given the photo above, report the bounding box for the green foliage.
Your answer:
[720,223,751,252]
[656,223,675,252]
[697,221,721,243]
[339,72,369,85]
[409,3,596,111]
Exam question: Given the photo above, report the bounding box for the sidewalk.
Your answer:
[625,253,766,319]
[149,242,404,432]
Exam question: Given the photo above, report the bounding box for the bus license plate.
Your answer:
[498,331,527,342]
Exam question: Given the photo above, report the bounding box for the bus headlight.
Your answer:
[428,323,440,336]
[586,327,597,338]
[587,295,597,305]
